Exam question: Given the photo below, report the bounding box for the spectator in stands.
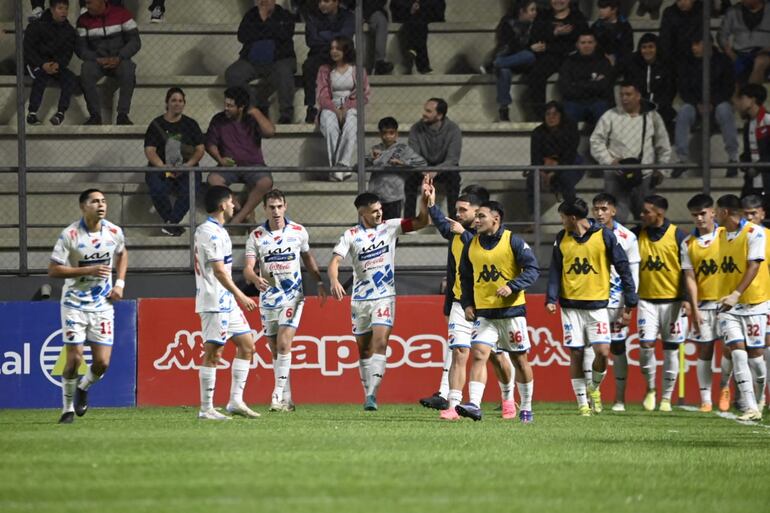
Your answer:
[144,87,204,237]
[23,0,77,126]
[75,0,141,125]
[317,36,370,181]
[527,0,588,118]
[674,34,739,173]
[527,101,582,216]
[736,83,770,196]
[205,86,276,226]
[557,29,613,125]
[592,0,633,70]
[635,0,664,20]
[341,0,394,75]
[302,0,354,123]
[659,0,703,89]
[624,33,677,135]
[31,0,166,22]
[225,0,296,124]
[719,0,770,86]
[590,81,671,222]
[390,0,446,74]
[404,97,462,217]
[487,0,538,122]
[366,116,427,219]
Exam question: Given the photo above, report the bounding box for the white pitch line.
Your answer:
[678,405,770,429]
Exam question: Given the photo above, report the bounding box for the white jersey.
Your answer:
[725,221,768,315]
[194,217,234,314]
[680,227,720,310]
[333,218,409,301]
[608,221,640,308]
[245,220,309,309]
[50,219,125,312]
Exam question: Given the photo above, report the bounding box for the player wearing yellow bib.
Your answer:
[715,194,767,421]
[681,194,723,413]
[741,194,770,412]
[634,195,687,412]
[456,201,539,423]
[546,198,638,416]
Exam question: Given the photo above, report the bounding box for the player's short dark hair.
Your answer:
[687,193,713,211]
[480,201,504,220]
[597,0,619,9]
[457,194,483,207]
[50,0,69,7]
[643,194,668,211]
[205,185,232,213]
[558,197,589,219]
[79,188,103,204]
[716,194,742,212]
[461,184,490,202]
[739,83,767,106]
[576,27,596,40]
[427,97,448,117]
[224,86,250,109]
[378,117,398,131]
[741,194,765,210]
[262,189,286,206]
[165,87,185,104]
[354,192,381,208]
[619,79,640,91]
[592,192,617,207]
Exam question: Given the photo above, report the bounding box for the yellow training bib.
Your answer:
[638,224,682,300]
[686,227,723,302]
[469,230,525,309]
[451,234,464,300]
[719,223,770,305]
[559,229,611,301]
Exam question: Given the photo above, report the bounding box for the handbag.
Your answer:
[617,112,647,190]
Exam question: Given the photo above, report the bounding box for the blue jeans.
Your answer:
[145,169,201,224]
[564,100,610,125]
[495,50,536,107]
[674,102,739,162]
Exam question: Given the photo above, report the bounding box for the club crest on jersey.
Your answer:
[91,239,101,248]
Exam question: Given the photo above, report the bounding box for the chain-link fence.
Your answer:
[0,0,757,275]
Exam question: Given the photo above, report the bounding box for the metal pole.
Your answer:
[15,1,28,276]
[701,0,712,194]
[354,0,366,194]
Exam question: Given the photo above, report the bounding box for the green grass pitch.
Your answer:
[2,403,770,513]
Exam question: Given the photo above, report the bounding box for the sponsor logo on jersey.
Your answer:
[567,257,599,275]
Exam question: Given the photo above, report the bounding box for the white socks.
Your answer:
[448,389,462,409]
[271,353,291,403]
[732,349,758,411]
[720,356,733,389]
[61,377,78,413]
[518,380,533,411]
[613,350,628,402]
[748,355,766,402]
[368,354,387,398]
[78,367,101,391]
[283,372,292,403]
[469,381,485,406]
[231,358,250,405]
[199,366,216,411]
[439,344,452,399]
[583,345,595,388]
[359,357,372,398]
[499,378,515,401]
[640,347,657,391]
[571,378,588,407]
[661,349,678,401]
[591,369,606,391]
[696,359,713,404]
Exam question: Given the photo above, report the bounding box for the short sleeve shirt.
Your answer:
[194,217,234,313]
[609,221,640,308]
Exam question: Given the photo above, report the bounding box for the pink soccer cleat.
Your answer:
[439,408,460,421]
[501,399,517,419]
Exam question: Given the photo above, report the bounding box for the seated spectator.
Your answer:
[590,81,671,222]
[736,84,770,196]
[31,0,166,22]
[341,0,394,74]
[205,87,276,225]
[591,0,633,70]
[527,0,588,118]
[404,98,462,217]
[659,0,703,90]
[225,0,296,124]
[527,101,582,215]
[674,34,739,173]
[23,0,77,126]
[390,0,446,74]
[144,87,204,237]
[488,0,538,122]
[719,0,770,86]
[302,0,354,123]
[75,0,141,125]
[366,116,426,219]
[557,30,613,125]
[624,33,677,135]
[317,36,370,181]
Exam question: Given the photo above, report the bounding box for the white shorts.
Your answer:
[637,300,685,344]
[561,307,611,348]
[261,300,304,338]
[199,307,252,346]
[61,306,114,346]
[719,312,767,348]
[687,309,720,343]
[471,316,530,353]
[351,297,395,335]
[447,302,473,349]
[608,307,628,342]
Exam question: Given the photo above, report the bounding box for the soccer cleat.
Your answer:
[501,399,517,419]
[699,402,713,413]
[758,398,766,412]
[419,392,449,411]
[364,395,378,411]
[58,411,74,424]
[718,387,731,412]
[439,408,460,421]
[74,386,88,417]
[283,400,296,412]
[659,399,672,412]
[198,408,231,420]
[588,387,603,414]
[578,404,592,416]
[737,409,763,421]
[269,401,285,412]
[455,402,483,421]
[611,402,626,412]
[519,410,534,424]
[226,401,260,418]
[643,389,657,411]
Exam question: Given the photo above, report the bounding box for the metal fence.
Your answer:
[0,0,759,275]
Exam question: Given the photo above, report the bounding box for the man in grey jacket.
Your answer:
[719,0,770,85]
[404,98,463,218]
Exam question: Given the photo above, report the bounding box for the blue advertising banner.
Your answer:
[0,301,137,408]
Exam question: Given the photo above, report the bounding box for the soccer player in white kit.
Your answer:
[194,186,260,420]
[49,189,128,424]
[592,193,640,412]
[243,189,328,411]
[328,184,430,410]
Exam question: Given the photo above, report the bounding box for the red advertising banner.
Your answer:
[137,296,725,406]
